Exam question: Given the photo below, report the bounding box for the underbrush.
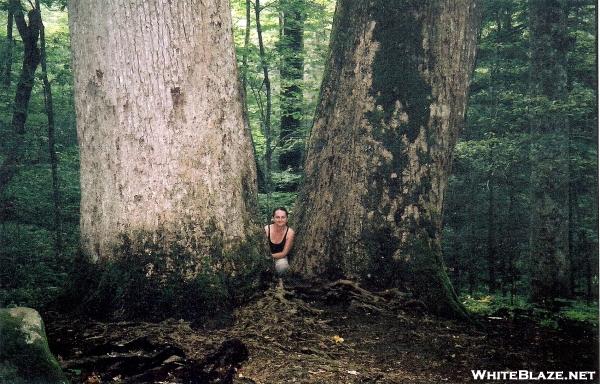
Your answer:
[258,191,297,220]
[55,239,270,325]
[461,293,599,330]
[0,222,78,309]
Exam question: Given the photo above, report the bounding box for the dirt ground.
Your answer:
[45,280,599,384]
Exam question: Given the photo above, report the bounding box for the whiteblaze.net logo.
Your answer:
[471,370,597,381]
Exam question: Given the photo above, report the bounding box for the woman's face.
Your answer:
[272,210,288,227]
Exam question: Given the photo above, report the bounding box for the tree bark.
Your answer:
[294,0,481,319]
[528,0,570,305]
[507,187,517,305]
[486,174,496,293]
[467,171,479,296]
[583,231,593,302]
[278,0,305,171]
[567,166,575,296]
[0,0,41,194]
[69,0,264,269]
[242,0,251,115]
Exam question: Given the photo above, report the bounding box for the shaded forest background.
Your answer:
[0,0,597,324]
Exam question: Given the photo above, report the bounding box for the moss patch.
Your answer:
[0,308,68,384]
[402,234,469,319]
[362,1,436,210]
[368,0,431,140]
[57,230,270,324]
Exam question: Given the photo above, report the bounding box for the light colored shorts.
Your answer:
[274,257,289,274]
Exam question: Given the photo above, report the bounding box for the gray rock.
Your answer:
[0,307,68,384]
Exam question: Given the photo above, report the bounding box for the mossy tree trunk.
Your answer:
[528,0,570,305]
[293,0,480,319]
[69,0,264,270]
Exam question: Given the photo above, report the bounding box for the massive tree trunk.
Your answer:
[278,0,305,171]
[293,0,480,318]
[528,0,570,304]
[69,0,264,269]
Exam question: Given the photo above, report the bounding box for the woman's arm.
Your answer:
[271,228,295,259]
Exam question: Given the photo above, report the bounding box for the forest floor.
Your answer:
[45,279,598,384]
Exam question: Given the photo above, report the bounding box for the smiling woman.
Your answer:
[264,207,295,274]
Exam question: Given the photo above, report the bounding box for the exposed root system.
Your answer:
[46,279,598,383]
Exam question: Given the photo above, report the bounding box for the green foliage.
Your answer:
[462,293,599,330]
[258,191,297,221]
[230,0,335,176]
[0,362,29,384]
[0,3,77,311]
[558,300,599,327]
[461,293,528,316]
[271,170,302,191]
[444,0,597,302]
[0,223,72,308]
[539,317,560,330]
[2,147,79,228]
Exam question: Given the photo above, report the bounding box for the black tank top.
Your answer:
[268,225,288,253]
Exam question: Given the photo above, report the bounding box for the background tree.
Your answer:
[278,0,305,171]
[293,0,481,318]
[69,0,264,268]
[254,0,274,192]
[0,0,40,192]
[2,0,14,86]
[0,1,76,308]
[527,0,570,305]
[36,0,61,257]
[230,0,334,208]
[443,0,597,304]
